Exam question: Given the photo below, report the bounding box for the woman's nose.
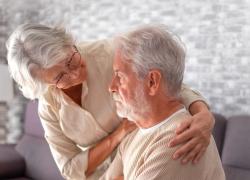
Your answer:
[69,69,80,79]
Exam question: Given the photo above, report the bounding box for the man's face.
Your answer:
[109,51,149,121]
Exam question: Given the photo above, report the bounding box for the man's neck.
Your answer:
[135,99,183,129]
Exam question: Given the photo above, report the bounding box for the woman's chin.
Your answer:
[59,77,86,90]
[60,83,79,89]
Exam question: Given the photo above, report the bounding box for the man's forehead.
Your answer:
[113,52,132,73]
[113,50,124,69]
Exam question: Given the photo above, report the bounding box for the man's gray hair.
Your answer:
[114,24,186,96]
[6,23,74,99]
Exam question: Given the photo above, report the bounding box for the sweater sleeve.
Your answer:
[38,93,89,180]
[135,138,206,180]
[180,84,209,109]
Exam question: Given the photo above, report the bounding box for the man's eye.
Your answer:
[117,73,122,79]
[118,74,124,84]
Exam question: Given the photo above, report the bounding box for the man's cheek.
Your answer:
[118,88,126,101]
[119,89,129,102]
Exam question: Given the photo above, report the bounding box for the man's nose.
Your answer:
[109,76,117,93]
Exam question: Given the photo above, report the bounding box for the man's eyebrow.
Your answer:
[114,70,124,74]
[113,68,121,73]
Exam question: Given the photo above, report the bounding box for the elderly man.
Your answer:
[100,25,225,180]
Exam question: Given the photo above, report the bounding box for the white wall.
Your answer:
[1,0,250,117]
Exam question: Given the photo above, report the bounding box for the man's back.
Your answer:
[101,108,225,180]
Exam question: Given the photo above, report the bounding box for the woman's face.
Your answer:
[34,47,87,89]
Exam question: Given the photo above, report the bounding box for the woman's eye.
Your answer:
[114,72,124,84]
[56,73,65,85]
[67,61,72,68]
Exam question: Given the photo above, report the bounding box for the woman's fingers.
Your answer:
[172,137,198,160]
[180,143,202,164]
[193,147,206,164]
[170,109,214,164]
[114,176,124,180]
[127,123,137,132]
[122,119,137,133]
[175,118,192,134]
[168,127,197,147]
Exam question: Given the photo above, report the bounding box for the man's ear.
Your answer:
[147,70,162,96]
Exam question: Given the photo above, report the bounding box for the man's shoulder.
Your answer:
[122,109,191,147]
[153,109,191,137]
[118,109,191,156]
[142,109,191,152]
[119,128,139,151]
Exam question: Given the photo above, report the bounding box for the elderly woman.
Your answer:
[6,24,214,180]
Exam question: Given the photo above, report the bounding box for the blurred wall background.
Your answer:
[0,0,250,143]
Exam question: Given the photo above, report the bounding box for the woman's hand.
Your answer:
[86,119,137,176]
[114,176,124,180]
[168,101,215,164]
[114,119,138,143]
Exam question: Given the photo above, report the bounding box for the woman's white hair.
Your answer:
[114,24,186,96]
[6,23,74,99]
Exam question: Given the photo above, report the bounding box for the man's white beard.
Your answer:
[112,84,149,121]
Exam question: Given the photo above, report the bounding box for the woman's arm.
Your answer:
[114,176,124,180]
[86,120,136,176]
[168,85,214,164]
[39,94,136,179]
